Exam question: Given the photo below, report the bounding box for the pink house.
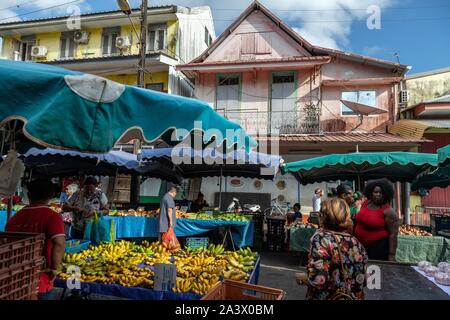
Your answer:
[177,1,424,157]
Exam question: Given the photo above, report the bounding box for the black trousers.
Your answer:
[365,237,389,261]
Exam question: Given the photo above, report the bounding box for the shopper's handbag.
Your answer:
[327,232,355,300]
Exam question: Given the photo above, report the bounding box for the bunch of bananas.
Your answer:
[58,240,258,295]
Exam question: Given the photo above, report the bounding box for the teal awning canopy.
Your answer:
[438,144,450,167]
[411,166,450,191]
[0,60,256,153]
[281,152,438,185]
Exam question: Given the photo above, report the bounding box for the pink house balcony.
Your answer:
[216,109,320,135]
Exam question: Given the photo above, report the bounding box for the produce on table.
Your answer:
[434,272,450,286]
[438,262,450,273]
[418,261,432,271]
[183,212,252,222]
[424,266,439,277]
[106,208,187,218]
[67,240,81,247]
[57,241,258,295]
[399,225,432,237]
[289,221,318,229]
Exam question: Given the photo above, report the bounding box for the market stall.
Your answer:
[54,241,260,300]
[289,223,450,263]
[84,213,255,248]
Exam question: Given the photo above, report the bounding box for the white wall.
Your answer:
[140,178,163,196]
[198,174,335,213]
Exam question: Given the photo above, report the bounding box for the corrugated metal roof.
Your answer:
[0,5,176,26]
[259,132,425,143]
[389,119,450,140]
[406,66,450,80]
[424,94,450,104]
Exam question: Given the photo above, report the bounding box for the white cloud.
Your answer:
[362,45,384,56]
[1,0,396,51]
[140,0,396,50]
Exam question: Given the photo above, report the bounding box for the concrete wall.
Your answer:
[406,70,450,106]
[106,72,169,91]
[199,173,337,213]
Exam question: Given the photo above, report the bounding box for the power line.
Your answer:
[177,16,450,23]
[0,0,41,12]
[209,4,450,12]
[0,0,82,22]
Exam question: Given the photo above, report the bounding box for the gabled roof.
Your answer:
[188,1,408,74]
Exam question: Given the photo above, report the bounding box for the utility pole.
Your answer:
[130,0,148,205]
[117,0,149,205]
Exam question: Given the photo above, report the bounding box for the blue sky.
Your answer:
[1,0,449,75]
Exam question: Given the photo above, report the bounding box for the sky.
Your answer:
[0,0,449,75]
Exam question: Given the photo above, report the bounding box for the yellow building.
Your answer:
[0,5,215,96]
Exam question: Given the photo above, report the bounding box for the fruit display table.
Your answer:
[54,241,261,300]
[289,227,317,253]
[366,261,450,300]
[396,235,450,264]
[289,227,450,264]
[85,216,254,248]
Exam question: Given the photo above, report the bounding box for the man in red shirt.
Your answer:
[6,178,66,300]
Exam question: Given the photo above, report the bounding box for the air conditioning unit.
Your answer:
[31,46,47,58]
[116,36,131,49]
[399,90,409,104]
[74,31,89,44]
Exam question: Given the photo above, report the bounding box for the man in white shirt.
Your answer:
[312,188,323,212]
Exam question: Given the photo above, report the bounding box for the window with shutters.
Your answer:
[102,27,120,56]
[148,23,167,52]
[60,32,76,59]
[241,32,272,55]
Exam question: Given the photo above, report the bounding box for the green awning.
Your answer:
[281,152,438,185]
[0,60,256,153]
[411,166,450,191]
[438,144,450,167]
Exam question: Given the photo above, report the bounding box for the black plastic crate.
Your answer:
[430,215,450,234]
[266,217,286,238]
[267,239,284,252]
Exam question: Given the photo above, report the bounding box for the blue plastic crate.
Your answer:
[185,237,209,250]
[65,239,91,253]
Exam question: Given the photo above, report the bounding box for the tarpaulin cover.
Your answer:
[85,216,254,247]
[0,210,16,231]
[140,147,281,179]
[0,60,255,153]
[289,227,317,252]
[281,152,438,184]
[395,235,449,264]
[289,228,450,264]
[54,256,260,300]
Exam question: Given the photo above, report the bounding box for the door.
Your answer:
[270,72,297,134]
[216,74,241,125]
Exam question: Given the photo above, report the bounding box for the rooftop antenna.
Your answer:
[394,52,400,64]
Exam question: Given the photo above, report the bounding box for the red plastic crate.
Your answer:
[0,232,45,300]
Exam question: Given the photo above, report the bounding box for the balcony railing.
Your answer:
[216,108,320,135]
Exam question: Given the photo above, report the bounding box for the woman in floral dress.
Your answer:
[298,198,368,300]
